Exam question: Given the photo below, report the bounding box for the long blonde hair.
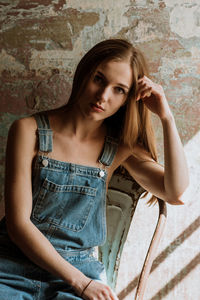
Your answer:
[67,39,158,202]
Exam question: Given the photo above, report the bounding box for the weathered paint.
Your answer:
[0,49,25,75]
[170,4,200,38]
[0,1,199,299]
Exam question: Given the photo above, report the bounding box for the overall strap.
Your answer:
[34,113,53,152]
[99,134,119,167]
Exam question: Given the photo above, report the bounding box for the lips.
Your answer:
[90,103,105,112]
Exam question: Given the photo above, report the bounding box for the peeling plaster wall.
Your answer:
[0,1,200,299]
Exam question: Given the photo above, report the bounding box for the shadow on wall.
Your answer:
[118,216,200,299]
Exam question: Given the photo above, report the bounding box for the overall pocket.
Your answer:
[32,178,97,232]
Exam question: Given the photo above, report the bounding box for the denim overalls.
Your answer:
[0,113,118,299]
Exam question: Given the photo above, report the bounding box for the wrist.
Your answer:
[80,279,93,297]
[71,273,91,296]
[160,112,174,124]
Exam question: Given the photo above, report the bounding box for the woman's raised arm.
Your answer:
[123,76,189,205]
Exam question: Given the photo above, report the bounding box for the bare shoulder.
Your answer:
[7,115,38,156]
[10,115,37,131]
[9,115,37,140]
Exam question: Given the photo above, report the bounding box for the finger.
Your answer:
[145,91,152,98]
[112,293,119,300]
[137,87,152,101]
[137,82,146,91]
[109,289,119,300]
[138,75,150,83]
[111,292,119,300]
[140,87,152,98]
[99,284,112,300]
[138,76,146,83]
[136,83,147,100]
[137,80,151,94]
[139,75,152,81]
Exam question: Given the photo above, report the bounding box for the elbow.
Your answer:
[6,218,30,246]
[165,197,185,205]
[6,221,20,244]
[164,177,190,206]
[165,190,188,206]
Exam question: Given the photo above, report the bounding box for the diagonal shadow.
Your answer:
[151,215,200,271]
[150,252,200,300]
[117,216,200,299]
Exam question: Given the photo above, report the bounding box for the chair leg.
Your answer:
[134,199,167,300]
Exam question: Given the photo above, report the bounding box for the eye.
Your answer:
[93,74,103,84]
[115,87,126,94]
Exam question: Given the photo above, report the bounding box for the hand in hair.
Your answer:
[136,76,172,121]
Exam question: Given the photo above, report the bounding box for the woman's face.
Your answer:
[77,59,133,121]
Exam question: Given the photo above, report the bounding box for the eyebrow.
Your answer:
[96,71,130,90]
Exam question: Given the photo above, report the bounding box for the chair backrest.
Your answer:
[98,167,167,299]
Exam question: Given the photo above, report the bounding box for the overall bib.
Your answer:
[0,113,118,299]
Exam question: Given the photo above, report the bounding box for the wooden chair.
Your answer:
[98,167,167,299]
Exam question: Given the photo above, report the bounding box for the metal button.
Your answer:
[42,159,48,167]
[99,170,105,177]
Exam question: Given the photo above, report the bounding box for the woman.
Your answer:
[0,39,189,299]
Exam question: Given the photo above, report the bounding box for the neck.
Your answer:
[60,106,106,141]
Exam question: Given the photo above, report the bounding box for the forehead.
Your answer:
[96,59,133,87]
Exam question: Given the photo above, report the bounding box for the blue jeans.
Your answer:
[0,247,107,299]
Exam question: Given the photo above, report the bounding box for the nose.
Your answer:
[96,86,111,103]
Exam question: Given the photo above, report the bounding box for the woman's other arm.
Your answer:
[5,117,89,294]
[5,117,118,300]
[123,76,189,205]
